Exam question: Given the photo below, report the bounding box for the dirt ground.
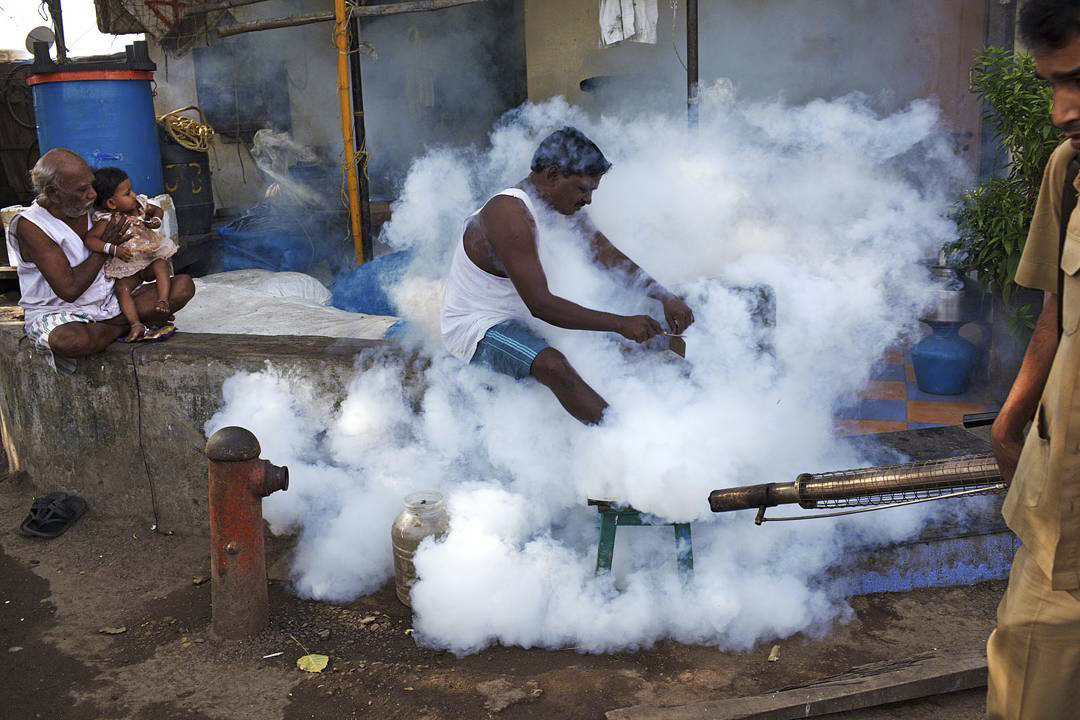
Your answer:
[0,472,998,720]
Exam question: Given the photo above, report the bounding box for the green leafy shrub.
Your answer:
[951,46,1058,302]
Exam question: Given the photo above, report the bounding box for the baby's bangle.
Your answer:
[104,242,113,257]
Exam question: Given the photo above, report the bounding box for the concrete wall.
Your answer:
[0,319,404,534]
[523,0,989,171]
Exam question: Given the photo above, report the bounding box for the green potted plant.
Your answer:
[949,46,1059,397]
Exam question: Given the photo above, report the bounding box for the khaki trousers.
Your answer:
[986,546,1080,719]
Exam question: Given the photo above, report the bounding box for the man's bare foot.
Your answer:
[124,323,146,343]
[154,298,171,316]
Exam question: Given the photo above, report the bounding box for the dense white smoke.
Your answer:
[206,88,968,653]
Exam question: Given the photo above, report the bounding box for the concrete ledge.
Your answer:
[0,317,409,533]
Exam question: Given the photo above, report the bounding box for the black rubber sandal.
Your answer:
[18,493,88,538]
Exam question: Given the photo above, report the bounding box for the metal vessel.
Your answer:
[391,491,450,608]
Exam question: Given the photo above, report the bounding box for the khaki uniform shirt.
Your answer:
[1008,140,1080,591]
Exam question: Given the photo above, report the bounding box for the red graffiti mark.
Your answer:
[145,0,191,28]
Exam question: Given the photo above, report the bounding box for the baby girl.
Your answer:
[84,167,179,342]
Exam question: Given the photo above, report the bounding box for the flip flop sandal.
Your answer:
[140,323,177,343]
[18,492,88,538]
[118,323,148,344]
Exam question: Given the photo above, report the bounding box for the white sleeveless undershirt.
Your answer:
[6,202,120,325]
[441,188,538,362]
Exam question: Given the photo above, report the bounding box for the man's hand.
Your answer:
[660,294,694,335]
[990,414,1025,486]
[100,213,130,247]
[617,315,663,343]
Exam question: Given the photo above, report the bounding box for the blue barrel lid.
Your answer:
[29,40,155,75]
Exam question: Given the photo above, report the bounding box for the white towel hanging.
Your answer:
[599,0,658,47]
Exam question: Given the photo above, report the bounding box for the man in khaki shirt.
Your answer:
[987,3,1080,717]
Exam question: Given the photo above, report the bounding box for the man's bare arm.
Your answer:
[17,214,129,302]
[991,291,1059,483]
[587,227,695,333]
[484,198,661,342]
[17,220,106,303]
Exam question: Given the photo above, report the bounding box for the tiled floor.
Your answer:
[834,347,999,436]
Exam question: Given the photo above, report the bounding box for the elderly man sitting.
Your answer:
[5,148,195,370]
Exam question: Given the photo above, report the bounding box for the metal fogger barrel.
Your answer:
[709,454,1003,524]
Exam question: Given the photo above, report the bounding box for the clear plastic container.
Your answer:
[391,491,449,608]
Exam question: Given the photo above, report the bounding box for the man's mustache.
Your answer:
[1060,121,1080,136]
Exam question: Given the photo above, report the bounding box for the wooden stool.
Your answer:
[588,499,694,583]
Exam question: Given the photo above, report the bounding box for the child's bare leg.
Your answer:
[115,276,145,342]
[149,259,172,315]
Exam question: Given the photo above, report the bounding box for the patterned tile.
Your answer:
[858,380,908,402]
[869,362,906,382]
[906,400,990,426]
[835,398,908,423]
[882,348,904,365]
[835,420,909,436]
[904,381,980,405]
[904,364,916,383]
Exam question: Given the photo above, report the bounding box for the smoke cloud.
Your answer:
[206,86,968,654]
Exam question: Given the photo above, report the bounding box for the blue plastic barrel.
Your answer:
[27,42,163,196]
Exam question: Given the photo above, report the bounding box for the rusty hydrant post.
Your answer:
[205,426,289,639]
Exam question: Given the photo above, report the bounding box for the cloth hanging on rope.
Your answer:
[599,0,658,47]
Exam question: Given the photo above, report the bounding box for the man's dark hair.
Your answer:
[91,166,129,208]
[1020,0,1080,53]
[530,126,612,177]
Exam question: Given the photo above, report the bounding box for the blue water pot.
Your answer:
[911,322,978,395]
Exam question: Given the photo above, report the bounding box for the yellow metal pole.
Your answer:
[335,0,365,264]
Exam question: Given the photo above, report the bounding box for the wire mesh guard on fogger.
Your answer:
[708,453,1004,524]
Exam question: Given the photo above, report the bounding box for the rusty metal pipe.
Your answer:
[206,427,288,639]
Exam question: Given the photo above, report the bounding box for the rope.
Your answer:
[157,105,215,153]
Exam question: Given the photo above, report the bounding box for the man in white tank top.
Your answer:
[440,127,694,424]
[6,149,196,370]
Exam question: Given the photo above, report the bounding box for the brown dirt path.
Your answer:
[0,474,996,719]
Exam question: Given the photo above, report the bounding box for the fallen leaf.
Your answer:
[99,626,127,635]
[767,644,781,662]
[192,575,210,586]
[404,628,414,636]
[297,653,330,673]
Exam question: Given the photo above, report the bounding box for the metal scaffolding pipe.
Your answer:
[686,0,698,128]
[215,0,486,39]
[347,14,373,264]
[335,0,366,265]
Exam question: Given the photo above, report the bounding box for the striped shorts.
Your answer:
[470,320,551,380]
[24,310,94,374]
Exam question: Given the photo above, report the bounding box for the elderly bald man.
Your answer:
[5,149,195,370]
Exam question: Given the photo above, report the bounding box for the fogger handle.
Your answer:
[963,411,997,428]
[708,482,799,512]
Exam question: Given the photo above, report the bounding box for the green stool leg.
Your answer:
[596,512,617,575]
[674,523,693,582]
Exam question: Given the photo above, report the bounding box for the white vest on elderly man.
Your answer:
[5,202,120,326]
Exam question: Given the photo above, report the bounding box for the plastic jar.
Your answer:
[391,492,449,607]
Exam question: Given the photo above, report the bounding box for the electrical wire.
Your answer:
[128,344,172,536]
